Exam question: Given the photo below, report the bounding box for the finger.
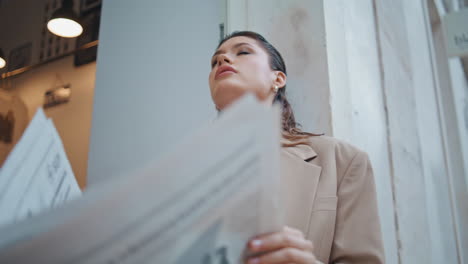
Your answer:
[283,226,305,238]
[249,231,313,253]
[254,226,303,241]
[253,226,304,242]
[247,247,317,264]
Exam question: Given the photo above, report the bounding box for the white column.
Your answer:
[88,0,220,184]
[324,1,399,263]
[328,0,462,262]
[227,0,332,135]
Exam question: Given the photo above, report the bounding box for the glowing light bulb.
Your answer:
[47,18,83,38]
[0,57,5,69]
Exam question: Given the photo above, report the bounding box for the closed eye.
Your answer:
[211,51,250,68]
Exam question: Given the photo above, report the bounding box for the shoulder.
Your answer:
[307,136,370,181]
[308,135,367,159]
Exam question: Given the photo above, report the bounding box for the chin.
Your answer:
[213,89,247,110]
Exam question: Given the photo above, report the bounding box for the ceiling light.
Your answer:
[0,48,6,69]
[47,0,83,38]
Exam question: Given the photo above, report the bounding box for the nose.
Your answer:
[216,53,232,66]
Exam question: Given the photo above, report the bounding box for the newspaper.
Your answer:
[0,95,283,264]
[0,108,81,227]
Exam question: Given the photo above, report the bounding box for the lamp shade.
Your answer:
[0,48,6,69]
[47,0,83,38]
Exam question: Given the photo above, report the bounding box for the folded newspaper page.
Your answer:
[0,95,283,264]
[0,108,81,227]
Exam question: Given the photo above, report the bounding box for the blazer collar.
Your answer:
[280,138,317,161]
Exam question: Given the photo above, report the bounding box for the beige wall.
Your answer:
[0,0,95,189]
[5,57,96,189]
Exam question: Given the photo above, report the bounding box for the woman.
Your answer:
[209,31,385,264]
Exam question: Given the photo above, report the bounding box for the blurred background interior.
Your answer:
[0,0,467,263]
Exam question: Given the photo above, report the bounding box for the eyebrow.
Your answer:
[211,42,254,60]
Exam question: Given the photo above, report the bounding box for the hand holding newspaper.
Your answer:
[0,94,283,263]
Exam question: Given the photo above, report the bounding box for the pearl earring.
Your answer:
[273,86,279,93]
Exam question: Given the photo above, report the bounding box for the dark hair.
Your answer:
[217,31,320,146]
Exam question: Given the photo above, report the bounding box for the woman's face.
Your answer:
[208,36,286,110]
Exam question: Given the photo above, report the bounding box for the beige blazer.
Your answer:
[280,136,385,264]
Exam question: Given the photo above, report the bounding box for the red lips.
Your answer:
[215,65,237,79]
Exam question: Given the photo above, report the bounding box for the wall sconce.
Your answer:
[47,0,83,38]
[44,84,72,108]
[0,48,6,69]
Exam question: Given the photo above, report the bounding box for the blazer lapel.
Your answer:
[280,143,322,234]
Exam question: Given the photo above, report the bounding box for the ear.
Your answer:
[273,71,287,89]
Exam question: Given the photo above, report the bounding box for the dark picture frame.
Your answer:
[80,0,101,13]
[8,42,32,71]
[74,4,101,66]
